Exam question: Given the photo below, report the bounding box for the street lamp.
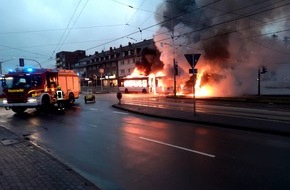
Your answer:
[0,58,15,74]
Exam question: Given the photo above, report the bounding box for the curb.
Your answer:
[112,104,290,136]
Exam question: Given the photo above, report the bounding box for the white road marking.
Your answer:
[88,124,98,128]
[139,137,216,158]
[113,111,129,115]
[90,108,99,111]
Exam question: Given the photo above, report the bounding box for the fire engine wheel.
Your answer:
[11,107,27,114]
[142,89,147,93]
[125,88,129,93]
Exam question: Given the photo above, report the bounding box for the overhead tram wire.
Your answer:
[0,24,126,36]
[86,0,221,51]
[15,0,283,52]
[60,0,90,51]
[125,0,146,40]
[125,0,145,25]
[154,0,290,44]
[110,0,158,14]
[188,0,290,39]
[113,0,160,41]
[0,44,47,57]
[156,0,284,40]
[2,0,284,62]
[247,38,290,55]
[138,2,167,35]
[87,0,289,53]
[50,0,82,59]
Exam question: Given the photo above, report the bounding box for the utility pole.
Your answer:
[170,5,177,97]
[172,26,178,96]
[258,66,267,96]
[258,69,261,96]
[173,58,177,96]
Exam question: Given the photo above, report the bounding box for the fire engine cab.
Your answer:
[0,68,80,113]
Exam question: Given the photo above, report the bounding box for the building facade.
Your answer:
[56,50,86,69]
[69,39,156,87]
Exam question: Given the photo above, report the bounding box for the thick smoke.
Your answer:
[154,0,290,96]
[136,47,164,76]
[203,33,230,65]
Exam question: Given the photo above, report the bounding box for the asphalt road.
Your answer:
[0,93,290,190]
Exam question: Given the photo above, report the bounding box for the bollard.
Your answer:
[116,92,122,105]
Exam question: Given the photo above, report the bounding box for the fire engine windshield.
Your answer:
[2,76,33,89]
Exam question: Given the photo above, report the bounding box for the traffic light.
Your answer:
[174,64,178,75]
[19,58,24,67]
[261,66,267,74]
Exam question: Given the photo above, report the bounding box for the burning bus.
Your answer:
[118,68,170,94]
[119,76,148,93]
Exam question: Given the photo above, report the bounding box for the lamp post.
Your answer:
[0,58,15,74]
[99,68,104,92]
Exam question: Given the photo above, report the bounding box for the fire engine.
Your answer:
[0,68,80,113]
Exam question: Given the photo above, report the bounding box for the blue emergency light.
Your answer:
[27,68,33,72]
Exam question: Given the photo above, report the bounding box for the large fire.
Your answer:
[126,68,146,78]
[194,70,215,97]
[124,67,215,97]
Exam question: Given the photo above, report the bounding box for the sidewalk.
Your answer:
[112,103,290,136]
[0,126,100,190]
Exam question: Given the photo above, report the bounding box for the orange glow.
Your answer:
[195,70,214,97]
[127,68,146,78]
[123,68,169,94]
[122,64,216,96]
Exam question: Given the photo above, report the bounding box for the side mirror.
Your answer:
[1,79,6,87]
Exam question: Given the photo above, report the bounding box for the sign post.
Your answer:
[99,68,104,92]
[184,53,201,116]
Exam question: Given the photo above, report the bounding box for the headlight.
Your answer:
[27,97,37,103]
[2,98,8,104]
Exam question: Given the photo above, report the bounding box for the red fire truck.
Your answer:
[0,68,80,113]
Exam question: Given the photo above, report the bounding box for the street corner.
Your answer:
[0,126,23,145]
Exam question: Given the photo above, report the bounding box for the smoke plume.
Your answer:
[136,46,164,76]
[154,0,290,96]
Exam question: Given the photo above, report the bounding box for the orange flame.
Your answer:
[123,66,216,96]
[195,70,214,97]
[127,68,146,78]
